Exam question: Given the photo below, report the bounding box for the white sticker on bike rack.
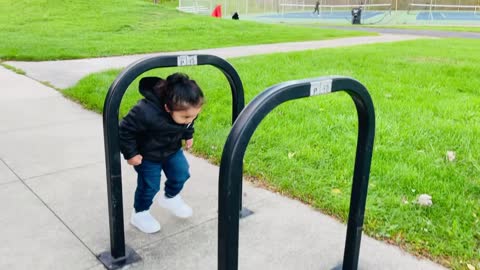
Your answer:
[177,55,198,66]
[310,80,332,96]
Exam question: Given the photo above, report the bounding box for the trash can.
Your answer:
[351,7,362,24]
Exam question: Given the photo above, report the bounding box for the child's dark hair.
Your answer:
[153,73,204,111]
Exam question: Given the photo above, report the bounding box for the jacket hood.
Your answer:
[139,76,164,107]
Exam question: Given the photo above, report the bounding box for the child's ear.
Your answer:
[164,104,171,112]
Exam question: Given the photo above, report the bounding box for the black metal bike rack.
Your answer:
[218,76,375,270]
[99,54,247,269]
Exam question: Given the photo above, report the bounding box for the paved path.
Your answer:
[321,26,480,39]
[0,34,448,270]
[5,34,423,89]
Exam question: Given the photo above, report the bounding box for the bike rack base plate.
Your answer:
[98,245,141,270]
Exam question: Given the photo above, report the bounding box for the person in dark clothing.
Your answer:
[313,0,320,15]
[119,73,204,233]
[232,11,239,20]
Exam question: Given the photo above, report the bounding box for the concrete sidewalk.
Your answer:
[0,35,447,270]
[5,34,424,89]
[321,26,480,40]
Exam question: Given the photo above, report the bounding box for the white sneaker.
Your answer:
[130,210,161,233]
[158,194,193,218]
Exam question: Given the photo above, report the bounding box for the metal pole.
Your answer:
[218,76,375,270]
[225,0,228,16]
[430,0,433,21]
[99,54,245,269]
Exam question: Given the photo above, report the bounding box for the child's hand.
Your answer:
[127,154,143,166]
[185,139,193,149]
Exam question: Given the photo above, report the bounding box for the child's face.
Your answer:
[166,105,202,125]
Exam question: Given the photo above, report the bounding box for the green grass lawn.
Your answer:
[63,38,480,269]
[0,0,371,61]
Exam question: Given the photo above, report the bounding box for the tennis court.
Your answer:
[259,10,384,19]
[177,0,480,25]
[416,10,480,20]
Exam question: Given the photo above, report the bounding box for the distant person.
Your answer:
[119,73,204,234]
[313,0,320,15]
[351,6,362,24]
[232,11,239,20]
[211,4,222,18]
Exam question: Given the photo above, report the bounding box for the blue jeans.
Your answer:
[133,150,190,212]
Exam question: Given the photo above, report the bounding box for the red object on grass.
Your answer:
[211,5,222,18]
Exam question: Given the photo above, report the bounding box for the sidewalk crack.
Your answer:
[0,158,99,259]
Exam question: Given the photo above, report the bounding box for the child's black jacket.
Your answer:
[119,77,195,162]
